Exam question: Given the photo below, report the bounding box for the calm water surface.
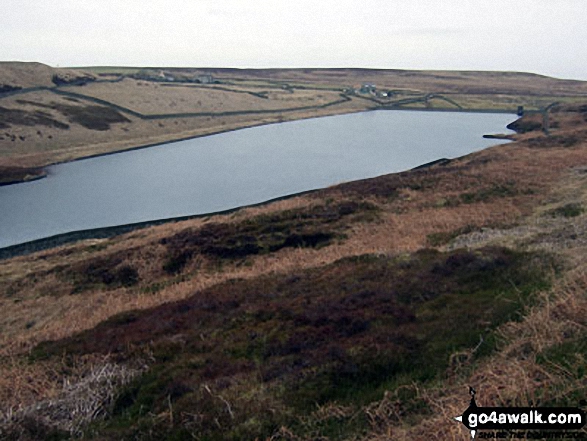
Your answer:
[0,110,515,248]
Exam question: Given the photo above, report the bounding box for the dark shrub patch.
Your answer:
[550,135,579,148]
[55,104,130,130]
[507,116,542,133]
[547,203,584,218]
[1,415,69,441]
[160,201,377,272]
[163,250,193,275]
[526,133,584,149]
[65,257,139,292]
[328,170,441,201]
[113,265,140,287]
[12,99,129,130]
[460,183,517,204]
[0,106,69,129]
[271,232,332,250]
[432,250,477,276]
[106,311,140,326]
[0,84,22,94]
[51,73,95,86]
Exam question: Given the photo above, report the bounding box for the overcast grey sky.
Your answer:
[2,0,585,80]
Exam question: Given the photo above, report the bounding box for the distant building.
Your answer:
[196,74,214,84]
[359,83,376,94]
[158,71,175,82]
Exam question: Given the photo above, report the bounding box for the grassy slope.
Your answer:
[1,103,587,439]
[0,62,94,89]
[32,247,551,440]
[0,63,103,183]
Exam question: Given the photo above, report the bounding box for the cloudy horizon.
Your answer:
[2,0,585,80]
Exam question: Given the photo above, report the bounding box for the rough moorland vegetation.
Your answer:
[0,104,587,440]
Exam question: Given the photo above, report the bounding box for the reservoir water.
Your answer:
[0,110,515,248]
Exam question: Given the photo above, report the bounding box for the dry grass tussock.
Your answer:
[0,354,145,438]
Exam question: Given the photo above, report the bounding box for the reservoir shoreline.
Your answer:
[0,106,517,188]
[0,156,459,260]
[0,110,516,252]
[0,188,319,260]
